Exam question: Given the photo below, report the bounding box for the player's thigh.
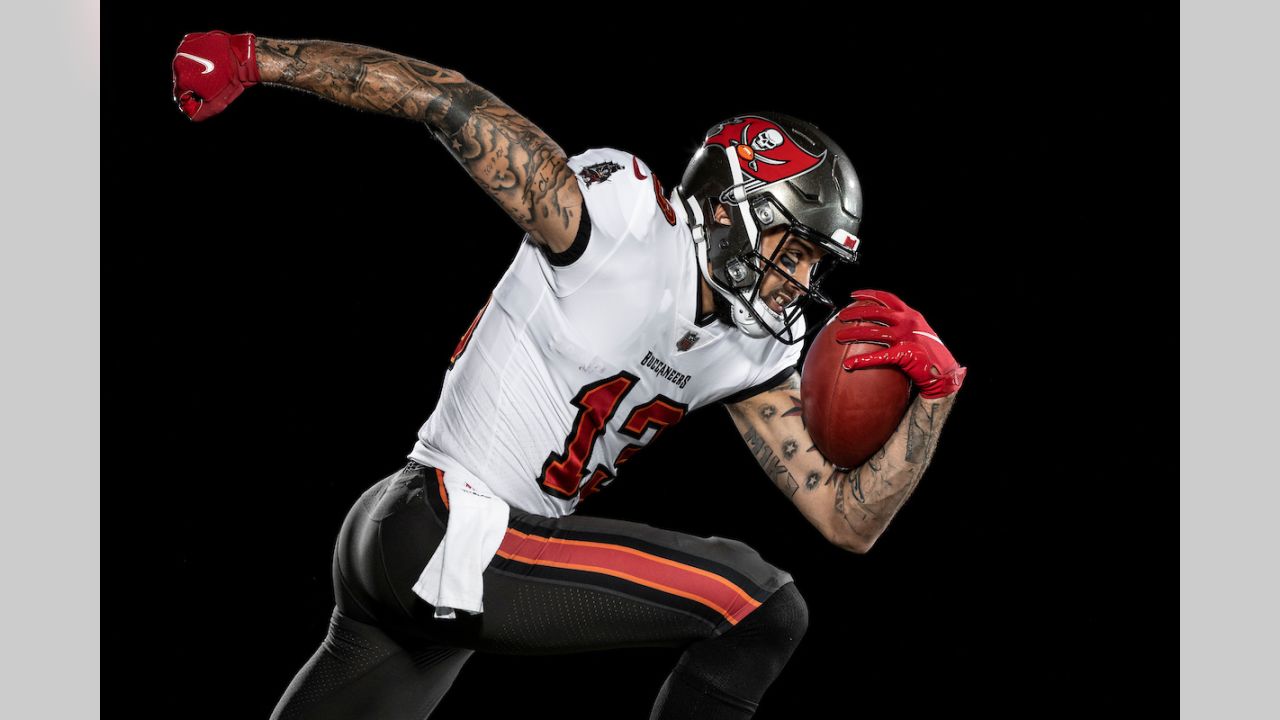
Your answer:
[270,607,472,720]
[467,509,796,653]
[331,462,794,653]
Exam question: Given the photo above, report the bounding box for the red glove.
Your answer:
[834,289,966,399]
[172,31,260,122]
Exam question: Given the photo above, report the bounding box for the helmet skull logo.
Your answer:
[737,125,790,174]
[706,117,823,184]
[732,125,789,173]
[751,129,784,152]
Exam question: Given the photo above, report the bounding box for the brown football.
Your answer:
[801,299,912,469]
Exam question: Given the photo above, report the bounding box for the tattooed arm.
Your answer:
[253,37,583,253]
[724,370,956,553]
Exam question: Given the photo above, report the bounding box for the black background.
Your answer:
[109,6,1167,718]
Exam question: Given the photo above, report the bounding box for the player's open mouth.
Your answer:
[766,291,794,315]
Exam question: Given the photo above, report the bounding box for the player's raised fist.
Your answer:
[834,289,966,398]
[172,31,260,122]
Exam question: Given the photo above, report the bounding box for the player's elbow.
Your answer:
[824,530,865,550]
[842,538,872,554]
[830,528,873,554]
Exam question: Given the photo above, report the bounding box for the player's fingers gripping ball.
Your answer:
[801,294,912,469]
[172,31,260,121]
[835,289,966,399]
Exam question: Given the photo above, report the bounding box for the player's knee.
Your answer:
[752,581,808,652]
[672,582,809,703]
[703,581,808,658]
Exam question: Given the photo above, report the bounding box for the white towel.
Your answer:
[411,462,511,619]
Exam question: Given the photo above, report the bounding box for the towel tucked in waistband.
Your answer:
[408,450,511,620]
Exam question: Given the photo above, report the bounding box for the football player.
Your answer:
[172,31,966,720]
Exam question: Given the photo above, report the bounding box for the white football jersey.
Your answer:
[410,147,802,517]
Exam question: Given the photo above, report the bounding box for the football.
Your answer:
[801,299,912,469]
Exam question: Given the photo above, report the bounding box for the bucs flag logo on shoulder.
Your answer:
[579,160,623,187]
[703,115,826,193]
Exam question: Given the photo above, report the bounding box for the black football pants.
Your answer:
[270,462,808,719]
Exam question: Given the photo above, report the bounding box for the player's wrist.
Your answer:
[917,367,965,400]
[230,33,260,85]
[251,36,282,84]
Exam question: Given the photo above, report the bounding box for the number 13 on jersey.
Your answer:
[538,371,688,501]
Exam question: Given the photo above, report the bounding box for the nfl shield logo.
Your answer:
[676,331,700,352]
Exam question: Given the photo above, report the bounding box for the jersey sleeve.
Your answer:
[715,316,807,405]
[533,147,674,297]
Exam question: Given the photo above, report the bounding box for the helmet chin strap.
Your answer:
[734,294,788,339]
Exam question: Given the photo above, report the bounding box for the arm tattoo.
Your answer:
[782,394,804,422]
[906,399,940,464]
[256,38,470,122]
[743,425,800,497]
[728,370,958,552]
[845,465,866,503]
[253,38,581,247]
[837,396,956,542]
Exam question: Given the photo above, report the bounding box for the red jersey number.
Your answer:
[539,374,688,501]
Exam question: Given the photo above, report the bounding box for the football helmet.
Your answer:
[673,112,863,344]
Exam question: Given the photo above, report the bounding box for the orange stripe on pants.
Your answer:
[496,527,761,625]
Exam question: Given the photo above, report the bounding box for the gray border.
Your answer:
[1182,1,1280,717]
[0,0,100,716]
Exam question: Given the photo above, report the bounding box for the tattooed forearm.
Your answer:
[906,399,941,463]
[725,369,957,553]
[839,452,901,540]
[834,395,956,547]
[255,38,474,121]
[252,38,581,249]
[743,425,800,497]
